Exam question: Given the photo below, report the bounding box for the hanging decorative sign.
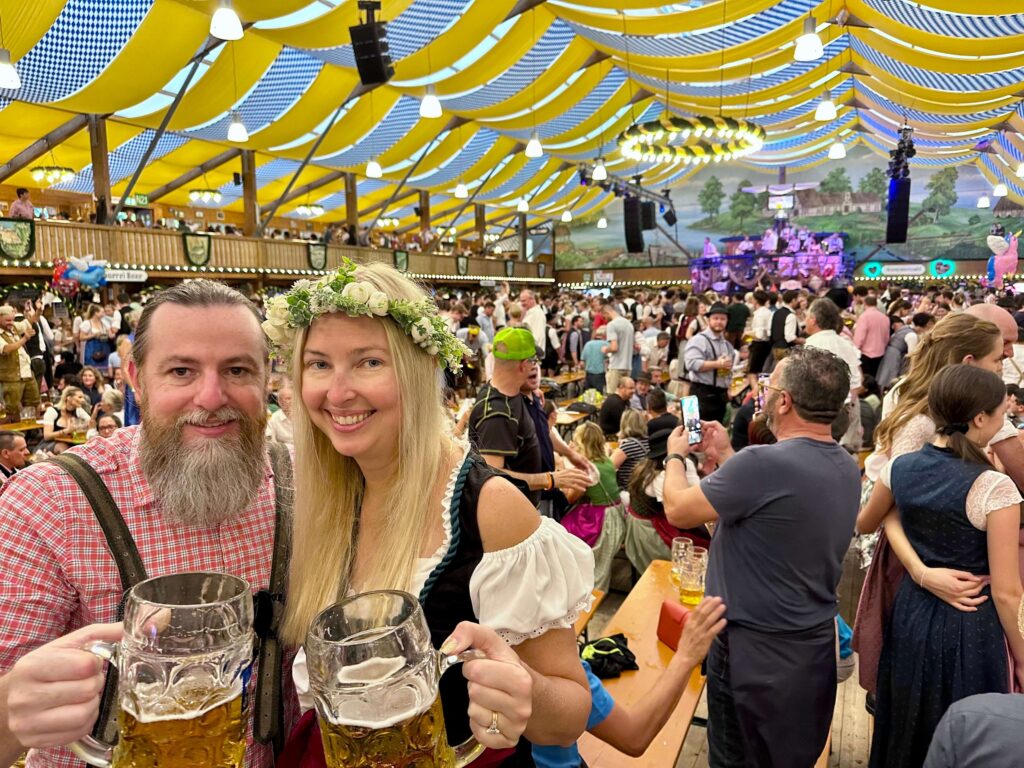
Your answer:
[182,233,211,266]
[929,258,956,278]
[880,264,926,276]
[505,260,515,278]
[0,218,35,260]
[456,255,469,275]
[862,262,882,278]
[393,250,409,273]
[594,271,615,283]
[307,243,328,271]
[538,262,546,278]
[105,269,148,283]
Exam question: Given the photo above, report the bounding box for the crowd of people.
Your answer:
[0,267,1021,768]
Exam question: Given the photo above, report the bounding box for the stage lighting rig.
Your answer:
[887,126,914,180]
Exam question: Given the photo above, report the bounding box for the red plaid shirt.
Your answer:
[0,426,297,768]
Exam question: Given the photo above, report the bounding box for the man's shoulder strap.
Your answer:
[48,452,145,754]
[48,453,144,591]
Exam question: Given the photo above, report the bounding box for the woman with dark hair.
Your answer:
[868,365,1024,768]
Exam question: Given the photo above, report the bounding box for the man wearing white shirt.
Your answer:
[804,298,863,451]
[519,289,548,355]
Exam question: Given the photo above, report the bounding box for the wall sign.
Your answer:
[105,269,148,282]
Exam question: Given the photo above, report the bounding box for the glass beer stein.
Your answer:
[70,572,255,768]
[306,590,485,768]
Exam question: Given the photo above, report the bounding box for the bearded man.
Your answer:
[0,281,293,768]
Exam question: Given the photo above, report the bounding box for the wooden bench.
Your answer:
[555,409,590,440]
[578,560,705,767]
[573,588,606,643]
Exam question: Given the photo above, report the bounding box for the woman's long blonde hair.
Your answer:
[573,421,607,463]
[874,313,1000,453]
[281,262,453,645]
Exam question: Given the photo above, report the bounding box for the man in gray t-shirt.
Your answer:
[600,298,635,395]
[662,347,859,768]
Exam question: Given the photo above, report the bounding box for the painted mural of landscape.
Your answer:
[555,146,1023,270]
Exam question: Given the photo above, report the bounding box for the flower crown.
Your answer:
[261,259,470,372]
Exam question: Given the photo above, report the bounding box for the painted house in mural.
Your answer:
[993,197,1024,219]
[764,190,883,218]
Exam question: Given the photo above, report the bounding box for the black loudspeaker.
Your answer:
[641,201,656,230]
[886,177,911,244]
[233,172,242,187]
[663,208,678,227]
[623,197,645,253]
[349,21,394,86]
[95,197,108,225]
[413,206,421,217]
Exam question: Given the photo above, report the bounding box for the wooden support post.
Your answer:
[241,150,259,237]
[345,172,359,233]
[475,204,486,248]
[518,213,528,261]
[88,116,112,225]
[418,190,431,237]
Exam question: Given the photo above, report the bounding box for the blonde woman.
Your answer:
[267,261,594,765]
[40,386,90,454]
[561,421,618,546]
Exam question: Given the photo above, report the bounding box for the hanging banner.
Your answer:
[182,233,211,266]
[0,218,35,260]
[307,243,328,271]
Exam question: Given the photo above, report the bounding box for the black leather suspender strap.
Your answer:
[49,453,146,754]
[254,442,293,756]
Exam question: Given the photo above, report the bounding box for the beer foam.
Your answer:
[122,685,243,724]
[335,656,406,685]
[328,677,433,730]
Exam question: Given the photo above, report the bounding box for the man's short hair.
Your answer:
[852,286,869,298]
[0,432,24,451]
[778,347,850,424]
[808,299,843,333]
[864,295,878,307]
[912,312,933,329]
[782,289,800,305]
[647,388,667,414]
[483,301,495,309]
[132,280,266,368]
[657,332,670,342]
[15,188,26,198]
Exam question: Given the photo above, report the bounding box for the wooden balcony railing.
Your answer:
[11,221,550,282]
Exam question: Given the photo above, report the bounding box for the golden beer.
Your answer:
[321,694,455,768]
[112,693,246,768]
[679,587,704,607]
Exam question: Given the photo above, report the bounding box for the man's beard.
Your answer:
[140,404,267,527]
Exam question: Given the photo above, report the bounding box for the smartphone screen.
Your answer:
[681,395,702,445]
[754,374,772,416]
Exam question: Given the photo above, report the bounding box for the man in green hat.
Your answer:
[469,327,589,507]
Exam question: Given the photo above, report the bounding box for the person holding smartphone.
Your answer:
[682,302,734,423]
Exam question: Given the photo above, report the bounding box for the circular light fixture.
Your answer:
[366,158,383,179]
[454,182,468,199]
[794,16,824,62]
[827,140,846,160]
[419,85,442,119]
[0,48,21,90]
[517,198,530,213]
[227,110,248,142]
[592,158,608,181]
[977,195,991,209]
[210,1,244,41]
[993,183,1008,198]
[814,91,837,122]
[596,216,608,229]
[30,166,76,185]
[525,132,543,159]
[297,204,324,217]
[618,114,765,166]
[561,210,573,223]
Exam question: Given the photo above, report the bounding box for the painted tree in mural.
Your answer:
[729,180,757,229]
[859,168,888,200]
[819,167,853,195]
[698,176,725,221]
[922,167,959,222]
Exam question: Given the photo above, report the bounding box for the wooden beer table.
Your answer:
[554,410,589,440]
[0,420,43,432]
[578,560,705,767]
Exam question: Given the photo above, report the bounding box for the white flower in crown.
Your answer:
[366,290,389,316]
[341,280,373,306]
[409,318,432,343]
[267,295,290,326]
[261,319,289,345]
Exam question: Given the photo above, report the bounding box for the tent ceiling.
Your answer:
[2,0,1023,233]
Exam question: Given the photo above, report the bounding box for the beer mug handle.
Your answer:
[68,640,119,768]
[438,649,487,767]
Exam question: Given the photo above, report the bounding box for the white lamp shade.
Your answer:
[517,198,530,213]
[827,140,846,160]
[419,86,442,119]
[592,160,608,181]
[366,159,383,179]
[793,17,824,62]
[977,195,991,209]
[1017,162,1024,179]
[525,133,543,158]
[561,210,573,223]
[814,91,837,122]
[0,49,21,90]
[210,3,244,41]
[597,216,608,229]
[993,183,1009,197]
[454,182,468,199]
[227,111,249,142]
